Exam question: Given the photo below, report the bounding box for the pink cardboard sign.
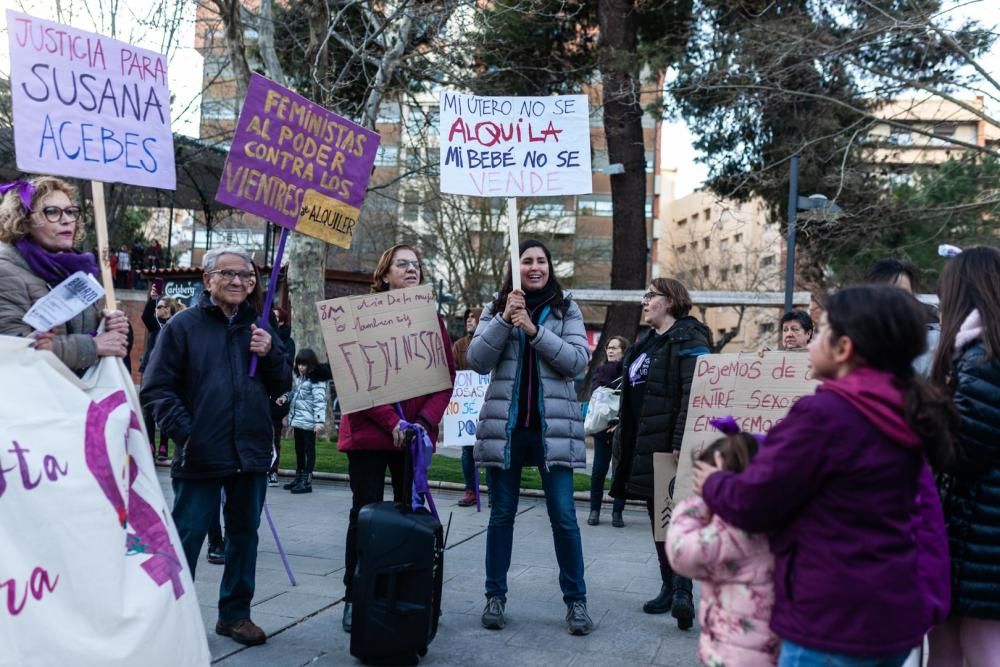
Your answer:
[216,74,380,248]
[6,11,176,189]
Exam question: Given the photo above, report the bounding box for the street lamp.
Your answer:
[784,155,843,312]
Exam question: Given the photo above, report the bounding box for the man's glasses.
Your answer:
[394,260,420,270]
[156,303,169,309]
[208,269,255,282]
[642,291,666,302]
[34,206,82,223]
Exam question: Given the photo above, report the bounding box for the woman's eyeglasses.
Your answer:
[642,291,666,302]
[34,206,82,223]
[394,260,421,270]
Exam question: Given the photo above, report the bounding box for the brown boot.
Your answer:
[215,618,267,646]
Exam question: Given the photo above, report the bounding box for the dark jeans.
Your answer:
[208,489,224,548]
[143,404,170,454]
[293,428,316,474]
[461,445,478,491]
[270,416,283,474]
[172,473,267,622]
[590,431,625,513]
[485,430,586,604]
[343,449,405,601]
[779,641,910,667]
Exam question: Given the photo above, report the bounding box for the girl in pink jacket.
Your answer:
[667,419,779,666]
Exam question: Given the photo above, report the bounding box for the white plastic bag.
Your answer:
[584,384,621,435]
[0,336,210,666]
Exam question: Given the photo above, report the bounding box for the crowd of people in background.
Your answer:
[110,238,168,290]
[3,173,999,665]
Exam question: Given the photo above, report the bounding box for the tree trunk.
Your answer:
[210,0,252,101]
[585,0,647,393]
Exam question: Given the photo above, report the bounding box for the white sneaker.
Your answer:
[267,472,278,487]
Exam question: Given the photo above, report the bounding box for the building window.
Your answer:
[374,144,399,167]
[377,104,402,123]
[403,191,420,222]
[702,265,709,278]
[676,245,686,255]
[577,195,614,217]
[645,149,656,173]
[761,255,775,267]
[733,233,743,244]
[575,237,613,262]
[759,322,775,335]
[888,127,913,145]
[720,268,728,281]
[703,237,710,249]
[202,98,238,119]
[677,218,687,227]
[933,122,957,137]
[704,208,711,221]
[734,264,743,274]
[720,238,728,251]
[692,213,699,223]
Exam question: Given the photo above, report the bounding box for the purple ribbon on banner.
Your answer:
[396,414,440,521]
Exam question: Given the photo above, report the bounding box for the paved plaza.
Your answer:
[157,469,700,666]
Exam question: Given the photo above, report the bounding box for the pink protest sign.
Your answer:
[216,73,380,248]
[6,11,176,189]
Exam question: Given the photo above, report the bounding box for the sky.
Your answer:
[1,0,996,197]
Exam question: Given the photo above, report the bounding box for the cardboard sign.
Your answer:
[439,92,592,196]
[216,74,380,249]
[442,370,491,446]
[0,336,209,665]
[652,452,676,542]
[316,285,453,414]
[668,352,819,506]
[6,11,176,189]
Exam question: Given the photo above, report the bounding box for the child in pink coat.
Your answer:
[667,419,779,666]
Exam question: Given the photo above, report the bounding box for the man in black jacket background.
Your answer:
[141,246,291,647]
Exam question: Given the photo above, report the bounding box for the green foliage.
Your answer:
[82,206,151,254]
[829,156,1000,288]
[665,1,995,277]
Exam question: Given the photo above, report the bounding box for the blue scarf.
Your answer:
[14,236,99,285]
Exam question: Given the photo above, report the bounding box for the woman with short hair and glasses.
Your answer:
[611,277,712,630]
[0,175,130,371]
[336,244,456,634]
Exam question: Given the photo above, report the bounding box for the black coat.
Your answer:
[943,340,1000,619]
[140,291,292,479]
[611,317,711,500]
[139,297,162,374]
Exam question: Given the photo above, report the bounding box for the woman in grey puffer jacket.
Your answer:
[467,240,593,637]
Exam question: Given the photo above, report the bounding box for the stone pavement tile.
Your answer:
[584,564,639,592]
[208,609,306,662]
[250,589,342,619]
[651,633,701,666]
[254,551,342,577]
[625,575,667,596]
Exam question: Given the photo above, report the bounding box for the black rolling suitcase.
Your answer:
[349,439,444,665]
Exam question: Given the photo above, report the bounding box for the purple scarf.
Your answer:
[14,237,99,284]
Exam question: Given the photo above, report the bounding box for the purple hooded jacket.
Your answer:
[702,367,950,655]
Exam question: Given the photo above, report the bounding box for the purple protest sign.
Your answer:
[216,73,380,248]
[6,11,176,189]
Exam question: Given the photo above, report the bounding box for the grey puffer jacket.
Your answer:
[468,298,590,469]
[0,241,99,371]
[284,375,328,430]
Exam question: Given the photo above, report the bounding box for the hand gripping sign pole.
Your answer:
[248,226,289,377]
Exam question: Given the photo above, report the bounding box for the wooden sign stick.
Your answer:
[91,180,117,311]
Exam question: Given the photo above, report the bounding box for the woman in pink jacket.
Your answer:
[667,420,780,667]
[337,244,456,633]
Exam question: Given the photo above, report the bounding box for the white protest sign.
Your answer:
[0,336,209,666]
[21,271,104,332]
[316,284,453,414]
[6,11,176,189]
[442,370,491,446]
[439,92,592,196]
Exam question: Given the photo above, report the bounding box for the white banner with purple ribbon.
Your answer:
[0,336,209,666]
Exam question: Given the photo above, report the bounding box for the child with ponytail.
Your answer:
[693,285,956,667]
[668,418,779,666]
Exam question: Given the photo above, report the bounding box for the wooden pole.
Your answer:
[507,197,520,291]
[91,180,117,310]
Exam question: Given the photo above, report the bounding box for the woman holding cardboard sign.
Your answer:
[468,239,594,636]
[336,244,456,634]
[0,176,129,371]
[611,277,712,630]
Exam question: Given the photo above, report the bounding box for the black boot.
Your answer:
[672,575,695,630]
[587,510,600,526]
[283,471,302,490]
[291,472,313,494]
[611,510,624,528]
[643,565,674,614]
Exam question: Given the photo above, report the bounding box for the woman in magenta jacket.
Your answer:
[338,244,456,633]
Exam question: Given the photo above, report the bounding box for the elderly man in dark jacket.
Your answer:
[141,246,291,647]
